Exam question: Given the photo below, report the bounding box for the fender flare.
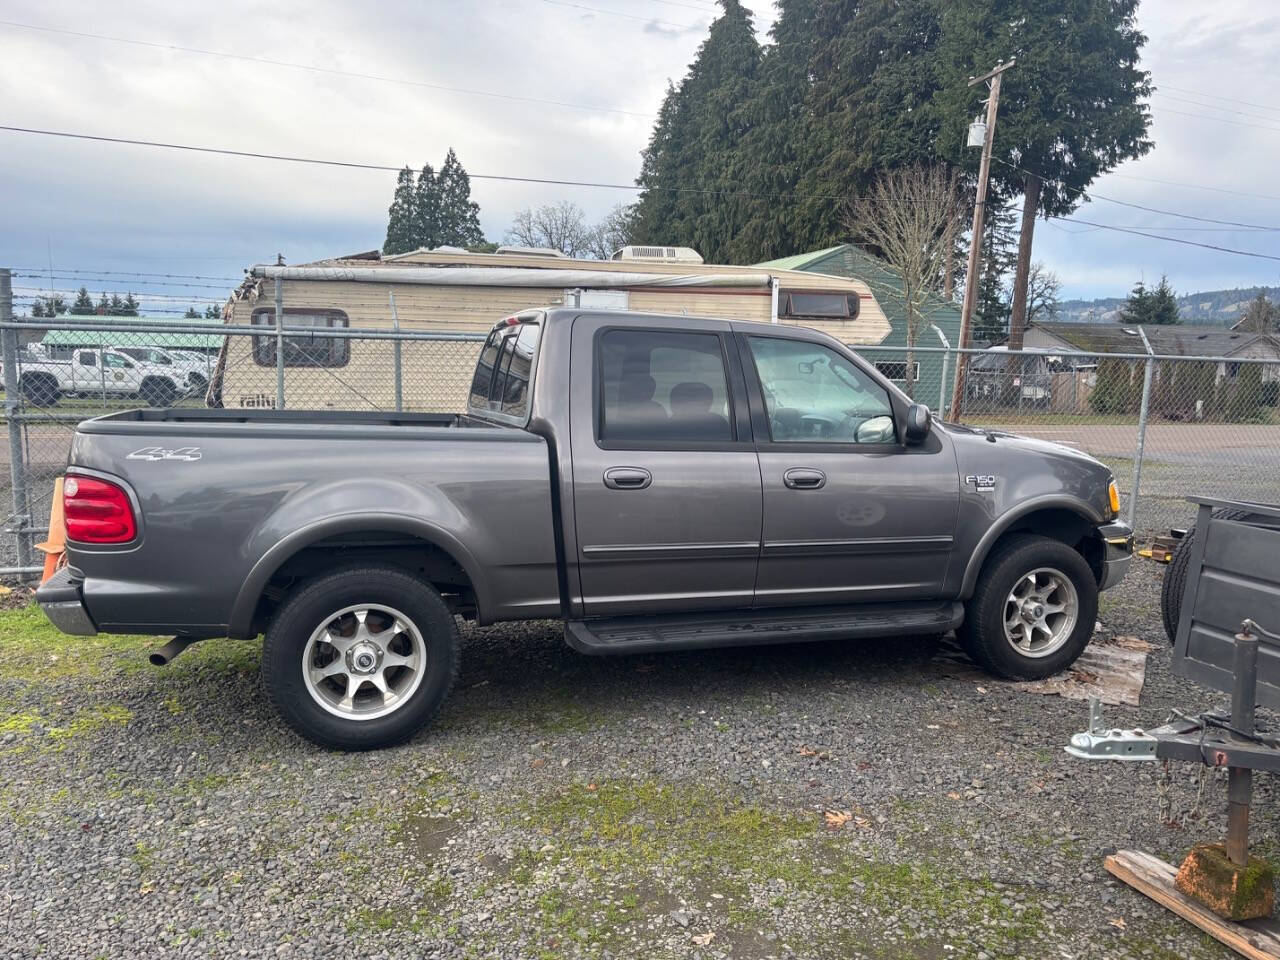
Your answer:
[959,495,1104,598]
[227,512,488,638]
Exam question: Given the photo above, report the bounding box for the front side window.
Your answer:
[251,309,349,367]
[599,329,733,443]
[748,336,895,444]
[104,352,133,369]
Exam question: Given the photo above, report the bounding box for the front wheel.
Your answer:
[262,566,460,750]
[957,534,1098,680]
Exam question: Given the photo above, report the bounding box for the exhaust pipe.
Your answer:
[149,636,199,666]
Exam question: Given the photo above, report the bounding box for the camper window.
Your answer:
[250,309,349,367]
[780,291,860,321]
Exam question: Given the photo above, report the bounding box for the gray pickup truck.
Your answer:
[37,308,1133,749]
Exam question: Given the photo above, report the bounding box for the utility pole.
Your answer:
[950,58,1014,420]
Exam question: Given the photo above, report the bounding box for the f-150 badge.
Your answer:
[127,446,202,462]
[965,474,996,491]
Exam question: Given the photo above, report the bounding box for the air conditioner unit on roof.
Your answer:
[611,245,704,264]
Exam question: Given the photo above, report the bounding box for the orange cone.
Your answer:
[35,476,66,584]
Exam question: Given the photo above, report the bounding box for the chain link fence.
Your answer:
[3,266,1279,575]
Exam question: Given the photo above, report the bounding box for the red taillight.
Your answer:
[63,475,137,544]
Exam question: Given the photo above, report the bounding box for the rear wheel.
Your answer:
[958,534,1098,680]
[20,374,59,407]
[262,565,460,750]
[140,377,177,408]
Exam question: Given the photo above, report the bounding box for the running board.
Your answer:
[565,601,963,656]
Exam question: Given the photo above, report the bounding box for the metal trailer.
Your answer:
[1068,497,1280,871]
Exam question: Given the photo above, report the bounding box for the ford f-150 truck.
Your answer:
[36,308,1133,749]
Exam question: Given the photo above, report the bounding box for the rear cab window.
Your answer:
[468,319,542,423]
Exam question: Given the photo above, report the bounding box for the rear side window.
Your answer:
[599,329,733,443]
[470,321,541,420]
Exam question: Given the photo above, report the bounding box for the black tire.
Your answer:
[957,534,1099,680]
[1160,508,1253,645]
[262,565,460,750]
[140,377,177,408]
[20,374,59,407]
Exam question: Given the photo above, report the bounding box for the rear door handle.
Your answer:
[604,467,652,490]
[783,467,826,490]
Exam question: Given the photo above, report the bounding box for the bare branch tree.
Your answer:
[506,201,592,256]
[843,164,964,400]
[1025,262,1061,324]
[584,204,637,260]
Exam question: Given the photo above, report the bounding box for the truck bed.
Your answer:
[80,407,497,433]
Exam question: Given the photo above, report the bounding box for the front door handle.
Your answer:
[783,467,826,490]
[604,467,652,490]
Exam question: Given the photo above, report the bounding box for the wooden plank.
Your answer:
[1105,850,1280,960]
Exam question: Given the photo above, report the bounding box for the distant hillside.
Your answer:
[1057,285,1280,325]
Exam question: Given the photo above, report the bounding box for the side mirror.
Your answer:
[904,403,932,445]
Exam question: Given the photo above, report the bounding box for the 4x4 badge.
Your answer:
[127,446,202,462]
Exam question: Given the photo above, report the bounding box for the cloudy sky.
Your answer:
[2,0,1279,312]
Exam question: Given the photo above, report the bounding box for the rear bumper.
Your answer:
[1097,520,1134,592]
[35,567,98,636]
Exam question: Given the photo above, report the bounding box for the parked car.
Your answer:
[17,345,187,407]
[37,308,1133,749]
[115,345,211,396]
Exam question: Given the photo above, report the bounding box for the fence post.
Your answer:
[1,269,32,570]
[1128,329,1156,530]
[274,279,285,410]
[389,292,403,412]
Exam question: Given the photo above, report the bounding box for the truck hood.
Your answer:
[939,421,1106,468]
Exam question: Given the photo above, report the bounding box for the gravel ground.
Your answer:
[1,560,1277,960]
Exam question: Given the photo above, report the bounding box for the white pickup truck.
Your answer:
[14,344,189,407]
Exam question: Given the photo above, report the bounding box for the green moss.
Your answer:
[0,603,159,683]
[502,779,1046,956]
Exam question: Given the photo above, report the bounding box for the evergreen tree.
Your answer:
[1147,275,1179,325]
[70,286,94,315]
[1118,280,1151,325]
[632,0,762,262]
[383,166,418,255]
[932,0,1152,353]
[96,292,110,314]
[436,149,485,248]
[120,292,140,316]
[205,304,222,319]
[32,301,46,318]
[412,163,441,250]
[184,306,201,319]
[971,199,1017,343]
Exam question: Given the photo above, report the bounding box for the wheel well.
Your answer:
[987,507,1103,584]
[250,531,477,634]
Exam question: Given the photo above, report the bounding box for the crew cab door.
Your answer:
[568,314,761,617]
[739,331,959,607]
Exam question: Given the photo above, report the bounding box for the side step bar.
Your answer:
[565,601,963,656]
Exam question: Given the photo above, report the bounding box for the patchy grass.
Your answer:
[499,778,1047,957]
[0,603,159,683]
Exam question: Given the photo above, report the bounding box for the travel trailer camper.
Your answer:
[210,246,891,411]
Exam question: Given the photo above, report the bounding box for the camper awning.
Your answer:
[249,265,775,289]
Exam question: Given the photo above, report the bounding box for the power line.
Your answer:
[993,157,1280,231]
[536,0,703,30]
[0,19,654,119]
[12,267,241,282]
[1108,172,1280,204]
[1158,84,1280,117]
[17,273,235,289]
[0,123,918,203]
[1153,93,1280,125]
[1157,106,1280,135]
[1050,217,1280,262]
